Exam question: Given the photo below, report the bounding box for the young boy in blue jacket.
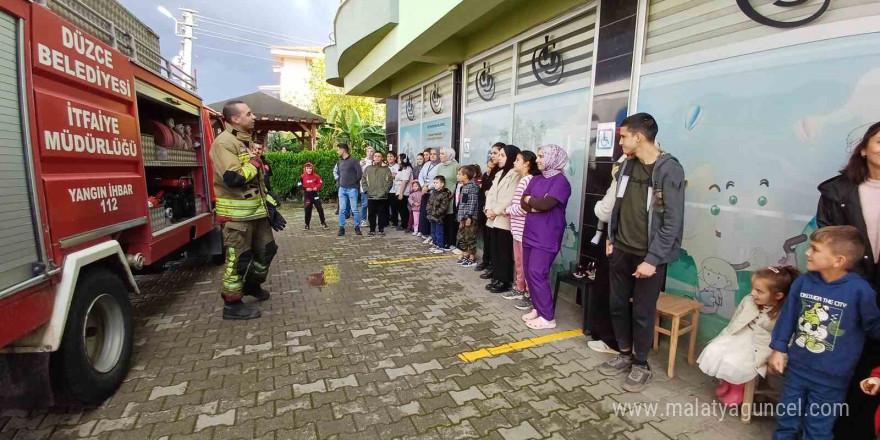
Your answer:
[769,225,880,439]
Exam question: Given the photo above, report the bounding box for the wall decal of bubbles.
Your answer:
[685,105,703,131]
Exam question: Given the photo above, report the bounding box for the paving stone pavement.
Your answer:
[1,205,777,439]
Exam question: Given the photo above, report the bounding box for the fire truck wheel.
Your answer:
[51,267,133,405]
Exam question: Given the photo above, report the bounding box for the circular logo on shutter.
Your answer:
[736,0,830,28]
[405,94,415,121]
[531,35,564,86]
[476,62,495,102]
[430,83,442,114]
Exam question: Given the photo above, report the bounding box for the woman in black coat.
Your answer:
[476,143,504,272]
[824,121,880,440]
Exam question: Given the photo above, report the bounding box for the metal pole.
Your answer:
[109,22,118,50]
[127,31,138,62]
[179,8,197,77]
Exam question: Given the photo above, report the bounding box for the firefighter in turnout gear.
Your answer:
[211,101,287,320]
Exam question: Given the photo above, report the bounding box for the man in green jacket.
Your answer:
[361,151,393,236]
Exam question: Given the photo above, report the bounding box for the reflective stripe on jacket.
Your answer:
[210,126,270,221]
[215,196,268,219]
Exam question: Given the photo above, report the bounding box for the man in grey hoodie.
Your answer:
[598,113,685,393]
[336,144,363,236]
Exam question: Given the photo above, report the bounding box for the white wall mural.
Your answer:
[638,32,880,341]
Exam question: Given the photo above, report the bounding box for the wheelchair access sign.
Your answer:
[596,122,615,158]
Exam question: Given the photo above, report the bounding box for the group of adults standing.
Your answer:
[334,144,461,238]
[215,98,880,436]
[332,138,576,331]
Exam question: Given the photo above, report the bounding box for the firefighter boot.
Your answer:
[243,281,271,301]
[223,301,262,320]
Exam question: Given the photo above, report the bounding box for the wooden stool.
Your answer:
[740,375,782,423]
[741,378,759,423]
[653,293,701,378]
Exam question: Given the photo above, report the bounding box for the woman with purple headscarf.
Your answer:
[519,145,572,329]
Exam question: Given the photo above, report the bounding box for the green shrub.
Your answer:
[265,150,340,200]
[267,131,303,153]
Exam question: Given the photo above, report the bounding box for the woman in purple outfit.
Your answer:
[520,145,572,329]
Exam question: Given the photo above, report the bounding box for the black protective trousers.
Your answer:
[304,191,325,226]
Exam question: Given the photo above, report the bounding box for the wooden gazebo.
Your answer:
[208,92,325,150]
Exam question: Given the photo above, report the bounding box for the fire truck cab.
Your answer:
[0,0,219,405]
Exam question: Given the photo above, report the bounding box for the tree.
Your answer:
[318,106,385,158]
[308,57,385,127]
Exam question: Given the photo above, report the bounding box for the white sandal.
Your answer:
[525,317,557,330]
[521,310,538,322]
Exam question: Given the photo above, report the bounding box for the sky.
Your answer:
[116,0,336,104]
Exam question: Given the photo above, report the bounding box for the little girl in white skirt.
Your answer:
[697,266,801,405]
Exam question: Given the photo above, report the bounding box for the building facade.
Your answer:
[260,46,323,110]
[325,0,880,342]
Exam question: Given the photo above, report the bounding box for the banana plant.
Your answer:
[318,106,386,157]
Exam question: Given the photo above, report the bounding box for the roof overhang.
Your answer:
[325,0,591,97]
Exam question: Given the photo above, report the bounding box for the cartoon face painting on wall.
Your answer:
[676,166,811,320]
[695,257,740,318]
[639,32,880,343]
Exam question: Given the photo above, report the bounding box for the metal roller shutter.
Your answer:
[0,12,40,292]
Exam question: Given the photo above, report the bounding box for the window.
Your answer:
[460,5,598,270]
[397,73,454,159]
[461,105,511,166]
[513,89,591,264]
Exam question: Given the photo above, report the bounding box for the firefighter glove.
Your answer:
[267,204,287,231]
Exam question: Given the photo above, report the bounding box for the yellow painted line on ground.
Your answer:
[368,255,456,265]
[457,330,584,362]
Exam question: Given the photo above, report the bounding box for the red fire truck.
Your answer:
[0,0,221,405]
